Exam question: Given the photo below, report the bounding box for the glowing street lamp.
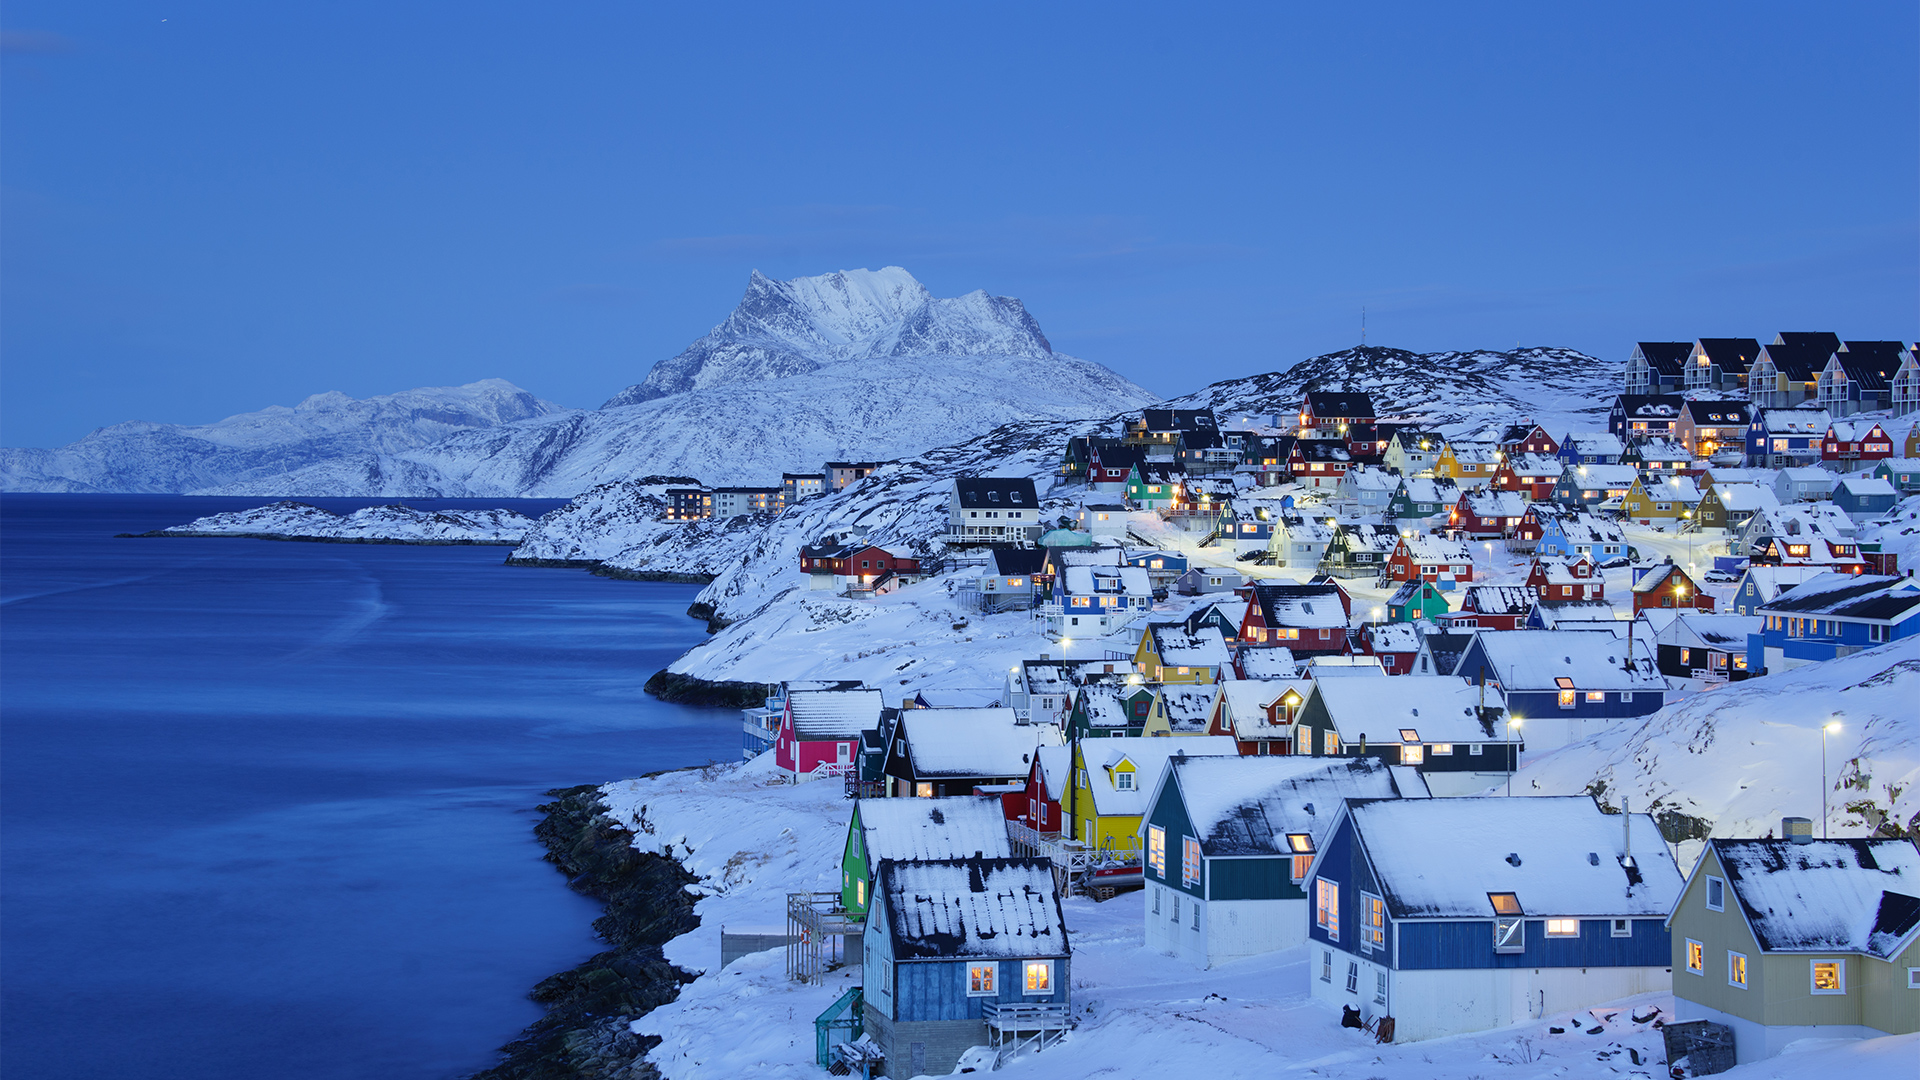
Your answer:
[1823,719,1842,838]
[1506,716,1523,796]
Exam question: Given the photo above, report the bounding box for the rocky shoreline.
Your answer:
[469,784,702,1080]
[118,530,520,545]
[642,669,772,709]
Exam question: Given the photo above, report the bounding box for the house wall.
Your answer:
[1396,917,1668,971]
[1860,935,1920,1037]
[1376,964,1670,1043]
[893,956,1068,1023]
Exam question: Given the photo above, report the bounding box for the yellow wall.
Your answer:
[1065,745,1145,855]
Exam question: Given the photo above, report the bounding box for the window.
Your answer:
[1192,904,1200,930]
[1399,744,1424,765]
[1495,916,1525,953]
[1469,743,1484,756]
[1611,918,1631,938]
[1431,743,1453,756]
[967,963,996,996]
[1182,837,1201,887]
[1706,876,1725,912]
[1558,689,1576,709]
[1545,918,1580,937]
[1375,970,1388,1005]
[1323,730,1341,755]
[1024,961,1051,995]
[915,782,933,798]
[1116,771,1134,791]
[1908,968,1920,989]
[1146,826,1166,877]
[1316,879,1340,940]
[1812,960,1844,994]
[1586,691,1605,703]
[1729,951,1748,989]
[1686,939,1703,974]
[1345,961,1359,994]
[1361,893,1386,951]
[1321,950,1333,983]
[1286,833,1314,882]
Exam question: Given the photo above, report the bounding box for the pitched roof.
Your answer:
[1139,408,1218,432]
[1237,646,1299,678]
[1170,755,1410,858]
[1836,476,1897,499]
[787,688,886,740]
[1633,342,1692,373]
[900,707,1036,778]
[988,546,1049,576]
[1683,400,1750,425]
[856,795,1014,864]
[1758,409,1830,435]
[1710,838,1920,957]
[1631,563,1696,594]
[1564,463,1641,488]
[1218,678,1311,739]
[1757,338,1836,381]
[877,857,1067,959]
[1308,675,1499,744]
[1348,796,1683,918]
[1544,513,1625,544]
[1249,582,1349,629]
[1147,623,1231,668]
[1504,453,1563,478]
[1082,735,1237,817]
[1655,613,1762,650]
[1462,490,1530,517]
[1694,338,1760,374]
[1758,573,1920,622]
[1836,341,1908,391]
[1469,629,1664,691]
[1561,430,1626,456]
[1366,622,1422,654]
[1611,395,1686,419]
[1304,391,1376,418]
[1419,630,1475,675]
[1398,533,1471,562]
[1063,564,1151,597]
[1464,585,1536,616]
[954,476,1038,509]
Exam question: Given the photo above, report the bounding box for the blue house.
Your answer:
[1746,408,1830,468]
[1752,572,1920,673]
[1451,629,1665,752]
[1557,430,1626,465]
[1829,476,1898,523]
[1535,512,1627,561]
[862,858,1070,1076]
[1305,795,1682,1043]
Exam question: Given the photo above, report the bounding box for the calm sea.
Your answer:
[0,495,734,1079]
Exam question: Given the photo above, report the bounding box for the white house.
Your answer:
[1774,467,1836,504]
[949,476,1042,543]
[1076,501,1130,538]
[1267,511,1337,569]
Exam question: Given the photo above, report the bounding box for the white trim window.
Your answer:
[1908,967,1920,989]
[966,963,996,997]
[1729,950,1749,989]
[1811,959,1845,995]
[1182,836,1201,888]
[1545,918,1580,937]
[1611,918,1631,938]
[1361,892,1386,952]
[1321,949,1333,983]
[1316,878,1340,940]
[1706,876,1725,912]
[1686,938,1703,975]
[1147,825,1166,878]
[1023,960,1053,995]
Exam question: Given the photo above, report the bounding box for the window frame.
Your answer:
[1729,950,1748,989]
[1321,949,1333,983]
[966,962,997,997]
[1545,917,1580,938]
[1023,960,1053,996]
[1686,938,1703,975]
[1181,836,1201,888]
[1706,876,1725,912]
[1315,878,1340,941]
[1494,916,1525,953]
[1611,918,1631,938]
[1810,959,1845,995]
[1361,892,1386,952]
[1146,825,1166,878]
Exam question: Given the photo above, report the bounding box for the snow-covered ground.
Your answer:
[143,500,537,543]
[597,756,1915,1080]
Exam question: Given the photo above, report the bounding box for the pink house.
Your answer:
[774,687,885,782]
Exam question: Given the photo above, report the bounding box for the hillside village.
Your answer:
[595,333,1920,1080]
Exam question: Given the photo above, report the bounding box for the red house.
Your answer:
[1239,581,1351,654]
[1491,454,1563,501]
[774,687,885,780]
[1507,503,1569,554]
[1631,563,1714,615]
[1087,444,1146,488]
[799,542,923,593]
[1822,421,1895,468]
[1207,679,1308,755]
[1297,390,1377,440]
[1359,622,1421,674]
[1447,585,1535,630]
[1387,533,1474,585]
[1526,555,1604,603]
[1017,745,1071,834]
[1450,490,1530,540]
[1286,440,1354,489]
[1498,422,1560,458]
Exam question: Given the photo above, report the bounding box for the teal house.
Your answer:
[1386,580,1450,623]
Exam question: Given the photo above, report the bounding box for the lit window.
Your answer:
[1024,961,1052,994]
[1812,960,1844,994]
[1686,939,1703,975]
[1182,836,1201,886]
[1287,833,1314,882]
[1545,918,1579,937]
[1729,951,1748,989]
[1558,689,1576,709]
[1431,743,1452,756]
[1399,744,1424,765]
[1586,691,1605,703]
[967,963,996,996]
[1147,826,1166,877]
[1323,730,1340,755]
[1362,893,1386,951]
[1489,892,1522,915]
[1316,879,1340,940]
[914,782,933,798]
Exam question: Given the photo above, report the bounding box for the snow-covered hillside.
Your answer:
[602,267,1063,405]
[135,500,536,544]
[1522,639,1920,863]
[1171,345,1619,440]
[0,380,563,494]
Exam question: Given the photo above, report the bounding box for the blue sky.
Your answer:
[3,3,1915,448]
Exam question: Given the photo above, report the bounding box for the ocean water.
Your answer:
[0,495,735,1079]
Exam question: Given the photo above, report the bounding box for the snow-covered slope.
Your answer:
[602,267,1060,405]
[0,380,564,494]
[135,500,536,544]
[1172,345,1620,440]
[1522,639,1920,861]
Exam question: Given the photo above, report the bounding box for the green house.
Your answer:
[1126,463,1182,509]
[1387,476,1460,521]
[1065,683,1156,739]
[839,795,1013,916]
[1871,458,1920,494]
[1386,579,1450,623]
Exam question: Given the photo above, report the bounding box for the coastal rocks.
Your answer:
[641,669,772,709]
[127,500,536,544]
[470,785,701,1080]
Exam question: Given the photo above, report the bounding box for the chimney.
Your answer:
[1783,816,1814,844]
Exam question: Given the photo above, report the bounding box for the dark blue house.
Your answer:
[1305,795,1682,1042]
[861,858,1069,1076]
[1451,629,1666,752]
[1753,572,1920,673]
[1830,476,1898,522]
[1745,408,1829,468]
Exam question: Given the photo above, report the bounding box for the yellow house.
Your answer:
[1061,736,1238,857]
[1435,440,1501,486]
[1141,683,1217,736]
[1621,475,1704,525]
[1667,835,1920,1064]
[1131,620,1230,684]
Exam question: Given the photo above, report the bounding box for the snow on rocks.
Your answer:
[137,500,537,544]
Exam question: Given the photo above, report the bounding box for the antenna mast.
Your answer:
[1361,306,1367,346]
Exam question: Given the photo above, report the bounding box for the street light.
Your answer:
[1823,719,1842,839]
[1506,716,1523,796]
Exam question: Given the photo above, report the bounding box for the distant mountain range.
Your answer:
[1,267,1156,496]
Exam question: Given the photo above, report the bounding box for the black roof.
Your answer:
[825,460,883,469]
[1761,575,1920,621]
[954,477,1039,508]
[782,472,825,480]
[1774,331,1842,354]
[1610,394,1686,418]
[989,547,1049,576]
[1090,445,1146,469]
[1181,429,1225,451]
[1292,441,1354,463]
[1837,341,1908,392]
[1139,408,1218,432]
[1683,400,1750,424]
[1634,342,1693,372]
[1757,340,1835,381]
[1304,391,1376,418]
[1695,338,1761,374]
[1421,630,1474,675]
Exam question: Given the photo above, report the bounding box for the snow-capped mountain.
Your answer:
[601,267,1057,406]
[1172,345,1620,440]
[0,380,564,494]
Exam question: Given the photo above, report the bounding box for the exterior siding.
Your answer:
[1208,855,1293,902]
[893,957,1068,1022]
[1143,774,1204,900]
[1397,918,1668,971]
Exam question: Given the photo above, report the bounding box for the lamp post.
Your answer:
[1823,719,1842,838]
[1506,716,1522,796]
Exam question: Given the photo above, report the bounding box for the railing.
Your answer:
[983,1000,1071,1060]
[814,987,864,1069]
[787,892,861,984]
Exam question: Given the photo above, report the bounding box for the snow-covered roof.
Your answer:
[1366,622,1422,654]
[1033,744,1073,801]
[1250,583,1348,629]
[1707,482,1779,513]
[901,707,1036,778]
[787,688,885,741]
[1152,684,1218,735]
[1398,533,1470,562]
[1828,420,1885,442]
[1218,679,1311,739]
[1336,522,1400,555]
[1063,565,1152,597]
[1462,490,1530,517]
[1760,409,1831,435]
[1083,735,1237,817]
[1733,565,1825,604]
[1637,475,1703,502]
[1397,476,1461,504]
[1564,463,1640,488]
[1634,439,1693,462]
[1759,573,1920,622]
[1547,514,1625,544]
[1170,756,1413,858]
[1836,476,1897,499]
[1464,585,1535,616]
[1710,839,1920,958]
[1340,466,1399,492]
[1530,557,1595,585]
[1655,613,1762,649]
[1276,512,1337,543]
[1308,675,1499,744]
[856,795,1013,864]
[1446,441,1500,465]
[1148,623,1231,668]
[1073,685,1149,731]
[1349,796,1682,919]
[1531,599,1623,628]
[1505,453,1563,477]
[1561,430,1625,456]
[1237,647,1298,679]
[1472,629,1663,691]
[877,857,1067,960]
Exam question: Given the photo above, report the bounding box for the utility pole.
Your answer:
[1361,306,1367,346]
